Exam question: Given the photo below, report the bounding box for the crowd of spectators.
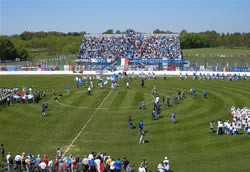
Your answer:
[1,147,171,172]
[78,32,181,60]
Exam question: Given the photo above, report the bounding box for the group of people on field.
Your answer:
[1,144,169,172]
[210,106,250,136]
[0,87,49,110]
[179,72,248,81]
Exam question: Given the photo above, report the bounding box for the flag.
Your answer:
[104,80,109,86]
[100,162,105,172]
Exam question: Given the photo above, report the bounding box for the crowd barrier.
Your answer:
[0,70,249,76]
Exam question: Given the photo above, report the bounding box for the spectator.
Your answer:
[7,152,13,172]
[122,157,129,172]
[114,158,121,172]
[82,155,89,172]
[138,164,146,172]
[0,144,4,161]
[56,148,62,160]
[15,152,21,172]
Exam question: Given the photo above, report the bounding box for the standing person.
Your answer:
[109,158,115,172]
[44,101,48,111]
[115,158,122,172]
[52,88,55,96]
[139,129,145,144]
[48,159,53,172]
[90,81,93,89]
[141,159,148,172]
[88,87,91,96]
[203,89,207,98]
[67,86,71,94]
[82,155,89,172]
[0,144,4,161]
[89,158,97,172]
[171,112,175,124]
[7,152,13,172]
[15,152,22,172]
[141,79,144,88]
[42,105,46,116]
[152,110,156,120]
[190,88,192,96]
[138,164,146,172]
[210,121,215,134]
[162,96,165,106]
[141,100,145,110]
[126,81,129,89]
[192,88,195,96]
[56,148,61,160]
[128,116,133,129]
[36,155,41,169]
[156,107,160,120]
[167,96,170,107]
[122,157,129,172]
[54,158,59,172]
[138,120,144,130]
[43,90,46,97]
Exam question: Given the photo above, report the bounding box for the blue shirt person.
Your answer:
[138,120,144,130]
[167,96,170,106]
[42,105,46,116]
[115,159,122,171]
[203,90,207,98]
[67,85,71,94]
[152,110,156,120]
[192,88,195,96]
[44,101,48,110]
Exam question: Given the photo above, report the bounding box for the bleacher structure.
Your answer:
[76,33,188,71]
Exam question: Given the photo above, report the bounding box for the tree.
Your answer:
[153,29,166,34]
[180,33,209,49]
[115,30,121,34]
[103,29,114,34]
[0,37,17,60]
[153,29,174,34]
[20,31,34,40]
[180,29,187,35]
[0,37,29,60]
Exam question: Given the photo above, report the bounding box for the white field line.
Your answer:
[56,92,155,110]
[61,90,112,157]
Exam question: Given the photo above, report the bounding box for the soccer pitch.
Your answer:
[0,75,250,171]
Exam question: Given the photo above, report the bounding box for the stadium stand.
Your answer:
[78,32,182,61]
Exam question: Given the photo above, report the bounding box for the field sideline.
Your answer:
[0,75,250,171]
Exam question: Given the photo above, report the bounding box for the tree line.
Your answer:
[1,30,250,61]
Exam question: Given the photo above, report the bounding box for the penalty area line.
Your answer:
[62,90,112,157]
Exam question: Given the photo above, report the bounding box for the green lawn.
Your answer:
[0,75,250,171]
[182,48,250,56]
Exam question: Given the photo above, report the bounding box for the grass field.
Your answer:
[0,75,250,171]
[182,48,250,67]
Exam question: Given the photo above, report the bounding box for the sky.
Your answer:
[0,0,250,35]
